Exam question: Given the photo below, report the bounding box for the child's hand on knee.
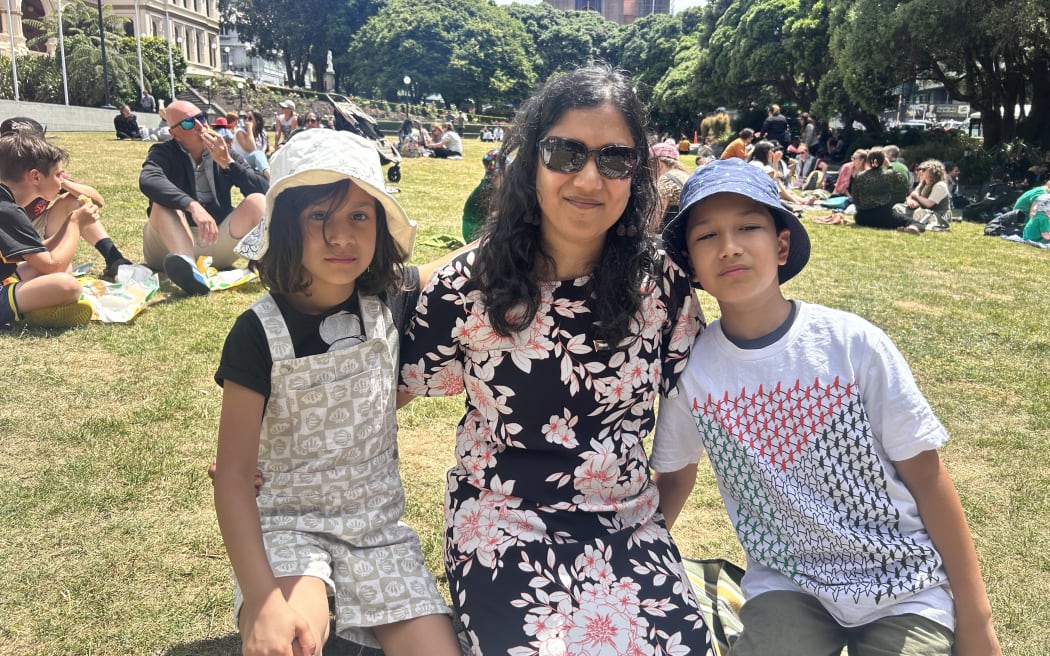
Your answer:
[242,594,319,656]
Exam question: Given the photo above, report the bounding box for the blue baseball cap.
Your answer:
[662,158,810,289]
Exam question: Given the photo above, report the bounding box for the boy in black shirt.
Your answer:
[0,132,99,327]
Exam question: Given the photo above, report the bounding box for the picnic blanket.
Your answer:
[75,260,258,323]
[1001,234,1050,249]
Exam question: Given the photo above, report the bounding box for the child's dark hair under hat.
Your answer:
[661,158,811,289]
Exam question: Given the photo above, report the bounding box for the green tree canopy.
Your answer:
[346,0,535,109]
[829,0,1050,146]
[222,0,332,87]
[691,0,831,118]
[504,4,616,80]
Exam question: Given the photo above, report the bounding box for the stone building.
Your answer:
[2,0,220,76]
[543,0,671,24]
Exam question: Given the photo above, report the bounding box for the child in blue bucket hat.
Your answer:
[653,158,1001,656]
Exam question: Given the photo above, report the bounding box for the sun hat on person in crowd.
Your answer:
[278,99,295,110]
[236,129,416,261]
[211,117,229,129]
[650,140,680,161]
[662,157,810,289]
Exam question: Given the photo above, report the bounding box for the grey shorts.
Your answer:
[729,590,953,656]
[232,529,450,648]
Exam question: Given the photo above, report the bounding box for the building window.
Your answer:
[576,0,601,10]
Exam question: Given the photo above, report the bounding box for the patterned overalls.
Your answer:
[233,294,449,647]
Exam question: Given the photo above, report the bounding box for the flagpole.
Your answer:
[165,6,174,100]
[57,0,69,105]
[133,0,144,96]
[4,0,19,101]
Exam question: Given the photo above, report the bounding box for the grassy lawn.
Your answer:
[0,133,1047,655]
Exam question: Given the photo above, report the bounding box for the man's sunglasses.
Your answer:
[538,137,639,180]
[177,113,206,130]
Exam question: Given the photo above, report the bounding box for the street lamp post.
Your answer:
[403,75,412,109]
[97,0,114,108]
[237,81,244,111]
[223,46,230,73]
[204,78,212,118]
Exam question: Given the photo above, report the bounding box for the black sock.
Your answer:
[94,238,127,267]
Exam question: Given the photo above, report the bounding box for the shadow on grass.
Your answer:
[161,632,382,656]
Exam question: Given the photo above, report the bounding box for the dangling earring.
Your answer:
[615,222,638,237]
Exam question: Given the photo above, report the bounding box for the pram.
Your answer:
[325,93,403,183]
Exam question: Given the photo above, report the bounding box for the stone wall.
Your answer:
[0,99,125,133]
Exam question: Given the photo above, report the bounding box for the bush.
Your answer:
[0,54,62,103]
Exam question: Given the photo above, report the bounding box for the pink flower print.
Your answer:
[565,600,650,656]
[610,577,643,613]
[619,355,652,391]
[465,376,504,423]
[668,296,703,353]
[399,360,429,396]
[431,364,465,395]
[522,611,568,654]
[504,507,546,543]
[452,498,503,567]
[634,295,664,342]
[541,410,579,449]
[573,445,622,507]
[574,544,613,583]
[602,375,633,405]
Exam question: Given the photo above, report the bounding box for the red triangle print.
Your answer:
[702,377,855,471]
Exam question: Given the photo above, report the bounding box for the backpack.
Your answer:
[983,209,1026,236]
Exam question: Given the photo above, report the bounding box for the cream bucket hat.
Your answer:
[237,129,416,261]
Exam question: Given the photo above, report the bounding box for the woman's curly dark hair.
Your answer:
[251,179,404,297]
[474,64,659,347]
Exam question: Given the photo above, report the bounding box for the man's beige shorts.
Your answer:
[142,215,242,271]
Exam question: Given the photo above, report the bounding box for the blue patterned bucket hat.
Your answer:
[662,158,810,289]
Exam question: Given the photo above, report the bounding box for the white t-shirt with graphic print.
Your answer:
[653,301,955,631]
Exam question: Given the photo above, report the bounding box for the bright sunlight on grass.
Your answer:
[0,133,1047,655]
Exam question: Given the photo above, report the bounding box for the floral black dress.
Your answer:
[399,248,712,656]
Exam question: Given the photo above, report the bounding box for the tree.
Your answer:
[323,0,386,92]
[602,12,695,135]
[120,36,187,106]
[504,4,616,81]
[827,0,1050,147]
[223,0,324,87]
[346,0,535,109]
[691,0,831,115]
[22,0,137,107]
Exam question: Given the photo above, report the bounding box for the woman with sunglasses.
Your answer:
[398,65,712,654]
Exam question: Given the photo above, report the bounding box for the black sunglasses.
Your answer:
[177,113,206,131]
[306,117,319,124]
[538,137,639,180]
